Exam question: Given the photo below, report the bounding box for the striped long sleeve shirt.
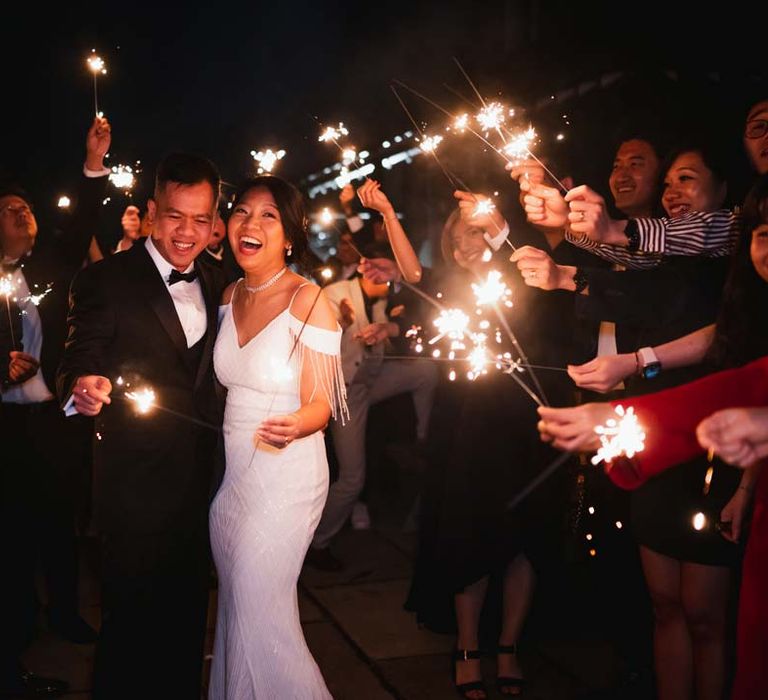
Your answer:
[565,209,741,270]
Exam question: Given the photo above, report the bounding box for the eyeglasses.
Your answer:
[0,203,33,217]
[745,119,768,140]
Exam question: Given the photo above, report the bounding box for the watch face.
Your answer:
[643,363,662,380]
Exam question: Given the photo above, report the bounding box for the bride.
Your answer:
[209,176,347,699]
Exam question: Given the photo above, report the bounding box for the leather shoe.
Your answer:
[0,668,69,698]
[47,610,98,644]
[304,547,343,571]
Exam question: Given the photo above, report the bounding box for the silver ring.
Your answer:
[284,436,289,445]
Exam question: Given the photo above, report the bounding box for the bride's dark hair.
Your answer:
[233,176,310,269]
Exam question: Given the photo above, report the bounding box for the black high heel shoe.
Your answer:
[496,644,526,695]
[452,649,487,699]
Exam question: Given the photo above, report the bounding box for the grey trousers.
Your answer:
[312,359,437,548]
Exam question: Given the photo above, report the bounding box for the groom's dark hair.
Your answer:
[154,152,221,204]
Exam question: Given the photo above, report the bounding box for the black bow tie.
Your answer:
[168,269,198,286]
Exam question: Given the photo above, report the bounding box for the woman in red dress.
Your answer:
[538,173,768,699]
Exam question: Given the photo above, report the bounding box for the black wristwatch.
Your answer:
[572,267,589,294]
[623,219,640,252]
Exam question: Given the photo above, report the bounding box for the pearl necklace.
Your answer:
[244,267,287,293]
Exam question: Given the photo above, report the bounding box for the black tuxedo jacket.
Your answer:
[57,240,226,533]
[1,175,108,391]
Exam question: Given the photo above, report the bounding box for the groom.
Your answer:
[57,153,226,699]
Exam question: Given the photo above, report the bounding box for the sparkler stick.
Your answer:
[506,450,573,511]
[452,56,488,110]
[392,79,568,193]
[390,85,464,191]
[1,275,18,350]
[375,356,568,372]
[86,52,107,118]
[116,380,221,431]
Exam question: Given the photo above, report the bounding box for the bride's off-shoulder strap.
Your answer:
[286,283,348,423]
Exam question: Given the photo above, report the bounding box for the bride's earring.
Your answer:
[286,246,293,257]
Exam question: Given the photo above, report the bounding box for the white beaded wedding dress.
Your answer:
[208,283,347,699]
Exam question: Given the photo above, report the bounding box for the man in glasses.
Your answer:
[744,98,768,175]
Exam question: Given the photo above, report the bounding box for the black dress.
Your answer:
[405,239,583,633]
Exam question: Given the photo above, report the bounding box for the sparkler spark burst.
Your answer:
[419,134,443,153]
[472,270,513,307]
[22,285,53,307]
[341,148,357,165]
[502,127,537,164]
[109,164,135,191]
[430,308,469,345]
[471,200,496,218]
[318,123,349,143]
[453,114,469,132]
[125,388,156,414]
[319,207,334,226]
[57,196,71,209]
[320,267,334,280]
[250,148,286,174]
[87,54,107,75]
[467,336,489,378]
[0,275,16,298]
[692,512,707,531]
[476,102,506,132]
[591,405,646,466]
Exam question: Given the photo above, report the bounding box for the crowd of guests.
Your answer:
[1,86,767,700]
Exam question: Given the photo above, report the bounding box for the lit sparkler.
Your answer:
[341,148,357,165]
[472,270,513,308]
[1,274,18,349]
[21,284,53,307]
[320,267,334,281]
[453,113,469,132]
[419,134,443,153]
[472,199,496,218]
[476,102,506,133]
[125,387,156,414]
[250,148,286,175]
[86,51,107,117]
[591,405,646,465]
[430,308,469,345]
[319,207,334,226]
[502,126,538,165]
[109,164,136,193]
[57,196,71,209]
[318,123,349,143]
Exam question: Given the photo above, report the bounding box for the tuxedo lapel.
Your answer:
[193,258,219,390]
[131,243,189,358]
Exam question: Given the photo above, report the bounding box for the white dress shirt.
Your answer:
[0,260,55,404]
[145,236,207,348]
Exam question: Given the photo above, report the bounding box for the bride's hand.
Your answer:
[256,413,302,449]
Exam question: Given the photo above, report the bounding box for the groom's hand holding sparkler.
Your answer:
[72,375,112,416]
[7,351,39,384]
[354,322,398,346]
[85,115,112,172]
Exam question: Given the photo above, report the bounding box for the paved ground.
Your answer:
[20,443,653,699]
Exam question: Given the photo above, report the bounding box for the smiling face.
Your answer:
[744,100,768,176]
[227,187,289,273]
[608,139,660,218]
[450,219,489,272]
[149,181,216,271]
[661,151,726,218]
[751,219,768,283]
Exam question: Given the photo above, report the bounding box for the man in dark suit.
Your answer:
[57,153,226,700]
[0,117,111,698]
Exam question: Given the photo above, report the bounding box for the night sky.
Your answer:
[2,1,766,242]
